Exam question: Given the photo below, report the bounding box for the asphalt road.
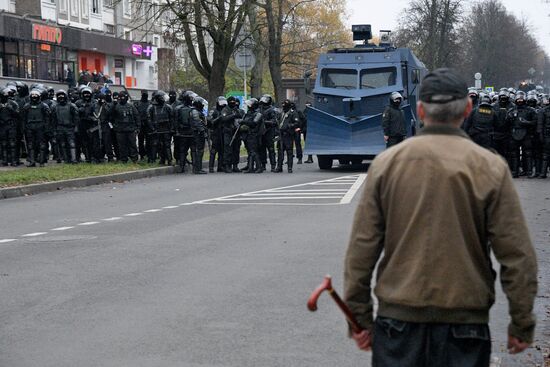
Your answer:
[0,163,548,367]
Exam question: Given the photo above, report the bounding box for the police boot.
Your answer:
[540,160,548,179]
[534,159,542,178]
[511,158,519,178]
[288,161,293,173]
[297,158,302,164]
[527,157,536,179]
[209,154,216,173]
[224,164,232,173]
[193,151,207,174]
[232,164,241,173]
[27,147,36,167]
[305,155,313,163]
[255,156,263,173]
[243,156,254,173]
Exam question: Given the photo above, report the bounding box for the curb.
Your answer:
[0,157,248,200]
[0,166,177,200]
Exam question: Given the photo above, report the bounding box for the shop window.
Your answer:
[5,41,18,54]
[92,0,100,13]
[81,0,89,18]
[59,0,67,13]
[124,30,132,41]
[153,36,160,47]
[105,24,115,34]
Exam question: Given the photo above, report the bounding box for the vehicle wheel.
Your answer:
[318,156,333,170]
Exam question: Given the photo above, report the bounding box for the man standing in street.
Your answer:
[344,68,538,367]
[382,92,407,148]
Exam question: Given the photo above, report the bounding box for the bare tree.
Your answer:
[394,0,464,71]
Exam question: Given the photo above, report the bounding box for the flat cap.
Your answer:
[419,68,468,104]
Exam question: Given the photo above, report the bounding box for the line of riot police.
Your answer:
[462,87,550,178]
[0,82,311,174]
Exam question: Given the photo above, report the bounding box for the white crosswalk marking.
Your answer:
[0,239,17,244]
[196,174,367,206]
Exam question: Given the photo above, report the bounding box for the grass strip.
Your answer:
[0,162,162,188]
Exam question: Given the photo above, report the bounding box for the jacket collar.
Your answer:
[418,124,469,139]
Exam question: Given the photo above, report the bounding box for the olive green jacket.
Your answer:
[344,124,538,343]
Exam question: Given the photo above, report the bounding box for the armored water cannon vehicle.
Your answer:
[304,24,428,169]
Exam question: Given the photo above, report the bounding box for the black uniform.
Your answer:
[538,105,550,178]
[174,104,194,173]
[134,95,150,160]
[493,99,513,161]
[190,107,207,174]
[110,94,139,163]
[147,101,174,164]
[94,98,114,162]
[0,96,20,166]
[463,102,498,150]
[51,96,79,163]
[207,107,224,172]
[240,108,263,173]
[220,103,244,173]
[22,98,50,166]
[76,97,101,162]
[276,104,300,173]
[292,106,304,163]
[382,103,407,148]
[259,104,279,171]
[506,104,537,177]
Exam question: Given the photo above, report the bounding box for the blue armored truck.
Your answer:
[304,25,428,169]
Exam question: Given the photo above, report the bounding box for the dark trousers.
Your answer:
[386,135,404,148]
[25,125,46,164]
[115,131,138,163]
[101,127,114,161]
[372,317,491,367]
[293,132,303,159]
[176,135,194,172]
[56,129,76,163]
[0,125,17,165]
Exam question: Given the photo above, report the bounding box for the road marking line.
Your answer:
[124,213,143,217]
[265,189,348,192]
[21,232,47,237]
[51,226,74,231]
[103,217,122,221]
[144,209,162,213]
[199,202,340,206]
[340,174,367,204]
[162,206,179,209]
[312,182,353,185]
[0,239,17,243]
[78,221,100,226]
[218,196,343,201]
[243,192,345,196]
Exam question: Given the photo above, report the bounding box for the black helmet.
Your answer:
[390,91,403,104]
[217,96,228,108]
[192,96,205,111]
[260,95,273,106]
[515,91,526,105]
[180,91,195,106]
[153,90,166,103]
[141,90,148,101]
[227,96,237,107]
[1,87,11,97]
[245,98,259,111]
[282,99,292,110]
[479,94,491,105]
[29,89,41,102]
[56,89,68,104]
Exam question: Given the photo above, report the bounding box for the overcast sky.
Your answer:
[346,0,550,55]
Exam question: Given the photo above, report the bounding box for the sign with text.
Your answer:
[32,24,63,44]
[131,44,153,59]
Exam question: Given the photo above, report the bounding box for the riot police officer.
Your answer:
[110,90,139,163]
[275,99,300,173]
[382,91,407,148]
[537,94,550,178]
[22,89,50,167]
[493,90,513,161]
[94,93,114,162]
[147,91,174,165]
[173,92,194,173]
[240,98,264,173]
[303,102,314,163]
[76,86,98,163]
[207,96,227,173]
[135,90,150,161]
[0,88,20,166]
[506,91,538,178]
[259,95,278,172]
[527,93,543,177]
[220,96,244,173]
[468,89,479,107]
[51,90,79,163]
[291,102,304,164]
[463,94,498,150]
[190,96,207,174]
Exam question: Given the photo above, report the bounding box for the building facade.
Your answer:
[0,0,172,89]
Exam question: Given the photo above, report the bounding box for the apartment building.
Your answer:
[0,0,173,89]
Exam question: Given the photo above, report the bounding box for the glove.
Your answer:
[239,124,249,132]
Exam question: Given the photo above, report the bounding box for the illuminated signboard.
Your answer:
[131,44,153,58]
[32,24,62,44]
